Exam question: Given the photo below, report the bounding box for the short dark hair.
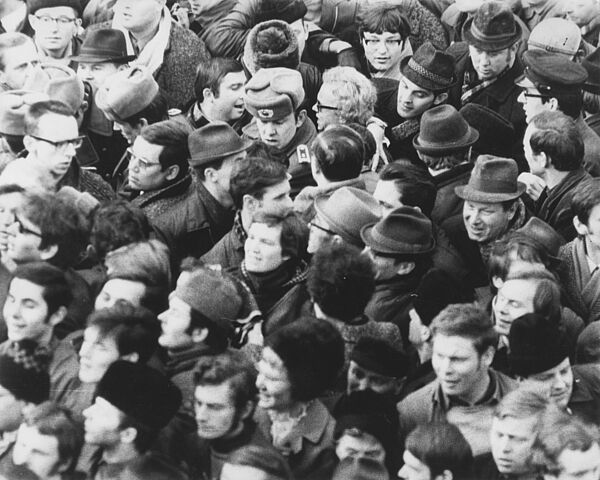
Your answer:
[193,349,257,411]
[307,243,375,322]
[139,119,192,181]
[87,303,160,363]
[194,57,244,103]
[311,126,364,181]
[225,446,292,480]
[572,178,600,226]
[378,161,437,217]
[230,156,288,210]
[12,262,72,317]
[23,401,84,475]
[430,303,498,355]
[188,308,232,351]
[540,90,583,119]
[20,193,90,269]
[25,101,74,135]
[251,211,308,260]
[91,200,151,260]
[529,111,583,171]
[121,91,169,127]
[405,423,473,479]
[358,4,411,38]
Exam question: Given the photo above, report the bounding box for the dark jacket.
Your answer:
[243,116,318,197]
[131,174,193,225]
[184,103,252,135]
[447,43,527,168]
[255,400,337,480]
[59,160,116,203]
[577,115,600,177]
[569,363,600,425]
[201,211,246,272]
[153,180,234,274]
[533,168,591,242]
[431,163,473,225]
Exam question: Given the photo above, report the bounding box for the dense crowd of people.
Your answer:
[0,0,599,478]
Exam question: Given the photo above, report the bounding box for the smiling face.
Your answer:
[256,347,294,411]
[463,200,515,244]
[396,76,437,119]
[519,357,573,409]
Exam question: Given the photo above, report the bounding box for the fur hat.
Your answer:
[244,67,304,121]
[0,340,50,404]
[266,317,344,401]
[243,20,300,76]
[95,361,181,430]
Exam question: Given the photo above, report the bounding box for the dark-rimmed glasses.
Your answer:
[127,148,161,171]
[309,221,337,236]
[13,217,42,237]
[29,135,84,150]
[314,101,340,113]
[34,15,78,25]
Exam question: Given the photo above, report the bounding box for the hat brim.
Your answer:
[584,81,600,95]
[400,56,456,93]
[462,16,522,51]
[413,126,479,154]
[189,138,253,167]
[455,182,526,202]
[360,223,436,256]
[70,53,136,64]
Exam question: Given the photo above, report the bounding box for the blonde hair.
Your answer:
[322,66,377,125]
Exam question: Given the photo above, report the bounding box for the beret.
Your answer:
[28,0,83,15]
[244,67,304,121]
[520,49,588,94]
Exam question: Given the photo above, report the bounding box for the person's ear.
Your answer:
[481,345,495,368]
[239,400,255,421]
[396,261,415,275]
[39,244,59,262]
[191,327,209,344]
[421,324,431,342]
[119,427,138,445]
[574,215,589,237]
[296,110,306,128]
[203,88,214,102]
[165,165,179,181]
[243,194,259,213]
[547,97,559,111]
[48,306,68,327]
[433,92,448,105]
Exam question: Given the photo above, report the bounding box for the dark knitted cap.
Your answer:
[350,337,409,379]
[95,361,181,431]
[0,340,50,404]
[333,390,398,450]
[266,317,344,402]
[28,0,83,15]
[508,313,570,377]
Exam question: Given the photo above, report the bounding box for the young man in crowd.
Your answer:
[12,401,84,480]
[243,67,317,196]
[398,303,516,456]
[202,155,292,271]
[0,33,40,92]
[83,360,181,478]
[186,56,250,133]
[153,122,250,270]
[520,111,590,241]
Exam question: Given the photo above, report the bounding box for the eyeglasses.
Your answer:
[127,148,161,171]
[309,221,337,236]
[363,38,403,49]
[34,15,78,25]
[13,217,41,237]
[29,135,84,150]
[314,101,340,113]
[522,92,551,100]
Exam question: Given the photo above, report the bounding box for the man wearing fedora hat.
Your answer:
[448,1,526,165]
[153,122,251,271]
[516,49,600,177]
[520,111,590,241]
[369,41,456,163]
[413,104,479,224]
[442,155,527,292]
[361,206,437,330]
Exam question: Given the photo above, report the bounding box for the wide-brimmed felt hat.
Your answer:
[413,104,479,154]
[400,42,456,93]
[455,154,525,203]
[188,122,252,167]
[71,29,136,64]
[582,47,600,95]
[314,187,381,248]
[360,206,435,256]
[463,1,522,51]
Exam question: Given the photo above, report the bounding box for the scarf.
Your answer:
[112,6,172,75]
[390,118,420,143]
[460,64,511,106]
[268,402,310,456]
